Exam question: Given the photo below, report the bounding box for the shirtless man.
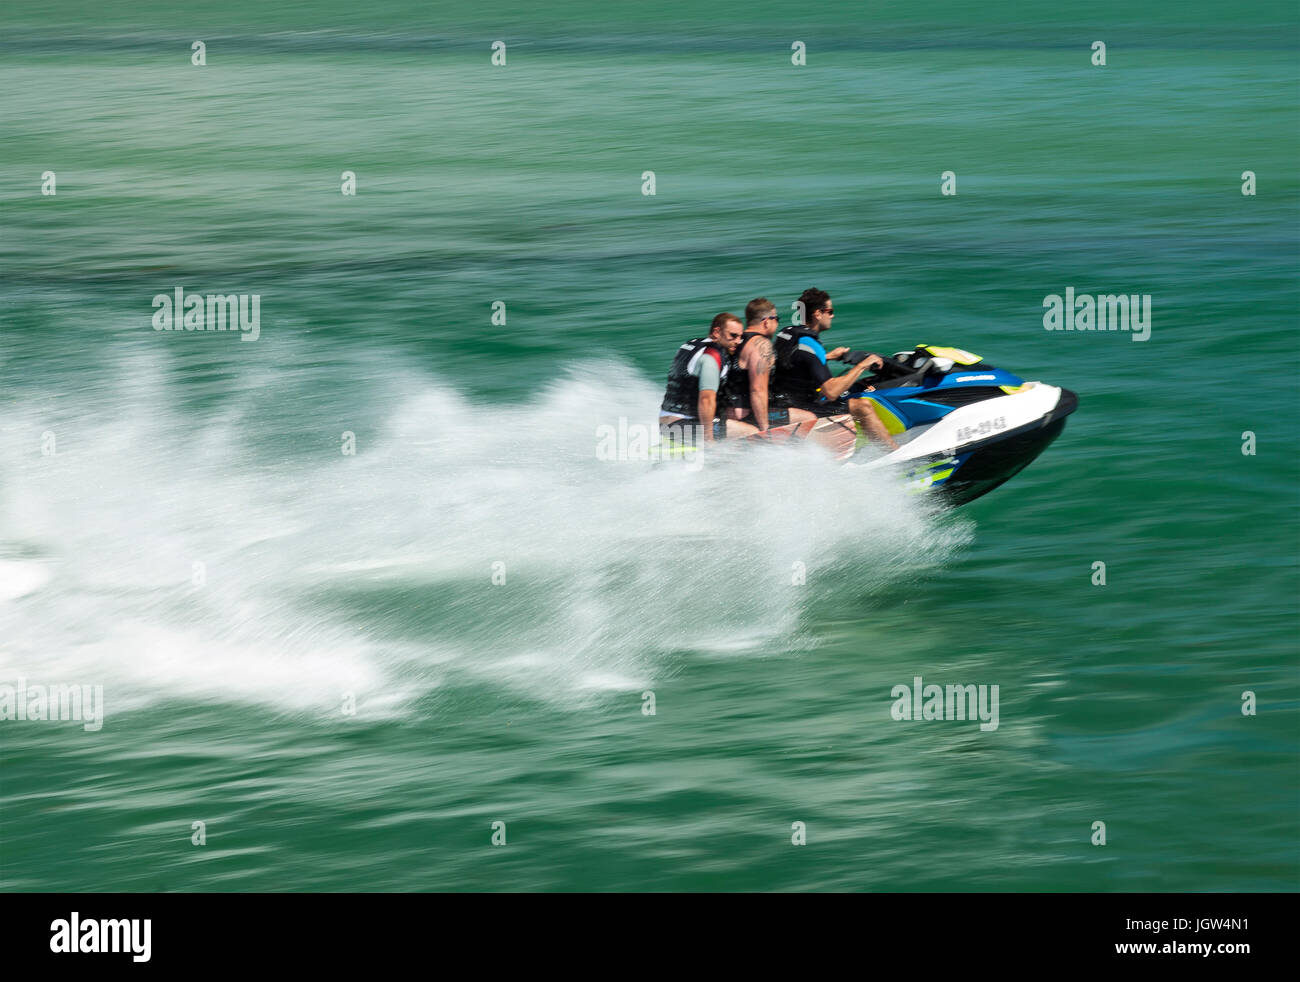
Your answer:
[721,298,816,434]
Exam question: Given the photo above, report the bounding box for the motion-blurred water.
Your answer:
[2,1,1297,890]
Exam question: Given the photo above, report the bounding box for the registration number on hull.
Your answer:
[954,417,1007,442]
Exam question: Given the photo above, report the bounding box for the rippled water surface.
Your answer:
[2,0,1297,891]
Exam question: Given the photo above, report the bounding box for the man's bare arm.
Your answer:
[697,389,717,440]
[746,337,775,431]
[819,354,882,402]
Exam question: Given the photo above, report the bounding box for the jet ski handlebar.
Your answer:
[843,351,918,378]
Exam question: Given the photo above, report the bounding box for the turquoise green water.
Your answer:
[2,2,1298,891]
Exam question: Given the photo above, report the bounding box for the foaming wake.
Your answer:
[0,351,971,718]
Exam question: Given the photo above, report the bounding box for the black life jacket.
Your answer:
[772,326,822,403]
[660,337,731,418]
[720,331,764,409]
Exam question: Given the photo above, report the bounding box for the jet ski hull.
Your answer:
[853,383,1078,505]
[918,409,1071,505]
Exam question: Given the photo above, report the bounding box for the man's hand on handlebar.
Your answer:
[839,350,885,370]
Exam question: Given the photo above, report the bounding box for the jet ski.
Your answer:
[776,345,1078,506]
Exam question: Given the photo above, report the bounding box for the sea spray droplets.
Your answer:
[0,350,968,714]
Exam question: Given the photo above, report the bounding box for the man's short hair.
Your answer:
[745,297,777,326]
[710,311,742,333]
[797,288,831,319]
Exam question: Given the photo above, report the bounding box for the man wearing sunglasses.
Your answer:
[721,297,817,435]
[659,312,760,445]
[773,288,899,450]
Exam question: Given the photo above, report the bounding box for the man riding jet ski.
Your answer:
[719,297,817,435]
[654,298,1077,505]
[772,288,899,450]
[659,312,759,444]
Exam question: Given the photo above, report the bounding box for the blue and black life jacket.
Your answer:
[772,326,823,406]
